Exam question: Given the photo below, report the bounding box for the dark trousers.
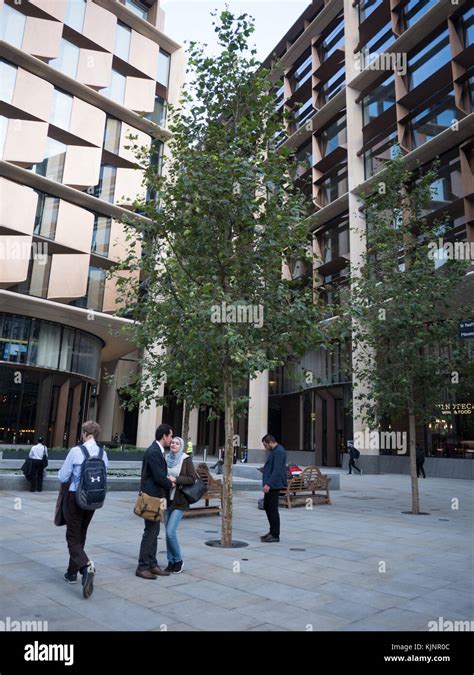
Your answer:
[264,489,281,538]
[348,458,361,474]
[137,519,161,571]
[63,492,94,575]
[30,459,44,492]
[416,459,426,478]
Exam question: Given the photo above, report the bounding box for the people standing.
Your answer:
[28,437,48,492]
[164,436,196,574]
[416,445,426,478]
[136,424,175,580]
[347,441,362,475]
[260,434,287,543]
[58,421,108,598]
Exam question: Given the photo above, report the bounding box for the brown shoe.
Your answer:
[135,569,157,580]
[150,566,170,577]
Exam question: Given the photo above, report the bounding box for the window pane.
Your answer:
[50,89,73,130]
[146,96,167,127]
[362,75,395,125]
[103,117,121,154]
[102,70,126,104]
[114,22,131,61]
[404,0,437,29]
[125,0,148,20]
[64,0,86,32]
[463,8,474,47]
[1,4,26,49]
[157,50,171,87]
[87,267,106,312]
[0,116,8,158]
[34,194,59,239]
[411,93,460,148]
[50,40,80,79]
[34,138,66,182]
[0,60,17,105]
[94,165,116,202]
[92,216,111,256]
[409,31,450,89]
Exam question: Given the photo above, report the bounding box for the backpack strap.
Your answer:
[79,444,90,459]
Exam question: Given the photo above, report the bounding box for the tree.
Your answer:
[346,155,472,514]
[114,11,329,545]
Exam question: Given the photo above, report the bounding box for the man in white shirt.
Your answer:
[28,437,47,492]
[58,420,108,598]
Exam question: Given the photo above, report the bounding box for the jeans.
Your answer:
[164,508,185,563]
[263,489,281,538]
[63,492,94,575]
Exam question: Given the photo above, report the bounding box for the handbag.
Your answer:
[42,452,48,468]
[133,455,167,522]
[181,476,207,504]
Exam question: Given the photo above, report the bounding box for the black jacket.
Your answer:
[140,441,172,502]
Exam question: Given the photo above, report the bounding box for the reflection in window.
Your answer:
[404,0,437,29]
[50,40,80,79]
[294,98,315,129]
[321,20,344,60]
[72,268,106,312]
[320,115,347,156]
[0,314,31,364]
[463,8,474,47]
[364,23,395,56]
[92,216,111,257]
[322,219,350,263]
[364,130,399,178]
[114,22,131,61]
[15,254,52,300]
[94,164,117,202]
[362,75,395,125]
[358,0,383,23]
[410,93,460,148]
[34,194,59,239]
[321,166,348,205]
[0,60,17,105]
[146,95,167,127]
[293,140,313,179]
[409,30,450,90]
[50,89,73,131]
[64,0,86,32]
[1,4,26,49]
[34,138,67,182]
[103,117,121,154]
[157,49,171,87]
[321,66,345,102]
[290,49,312,92]
[0,116,8,158]
[102,69,126,104]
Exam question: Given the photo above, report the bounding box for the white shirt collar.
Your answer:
[156,440,165,454]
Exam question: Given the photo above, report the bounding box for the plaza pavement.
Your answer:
[0,470,472,632]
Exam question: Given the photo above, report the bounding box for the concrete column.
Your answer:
[53,379,70,448]
[136,394,164,448]
[67,383,83,448]
[188,406,199,445]
[97,361,117,442]
[247,370,269,450]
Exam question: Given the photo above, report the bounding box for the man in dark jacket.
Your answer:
[136,424,175,579]
[260,434,287,542]
[416,445,426,478]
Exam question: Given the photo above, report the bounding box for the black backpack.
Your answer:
[75,445,107,510]
[353,448,361,459]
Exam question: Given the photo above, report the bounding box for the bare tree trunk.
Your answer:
[221,369,234,546]
[182,401,190,445]
[408,409,420,514]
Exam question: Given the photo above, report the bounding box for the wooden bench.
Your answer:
[279,466,331,508]
[183,463,223,517]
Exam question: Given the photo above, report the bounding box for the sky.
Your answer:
[160,0,309,63]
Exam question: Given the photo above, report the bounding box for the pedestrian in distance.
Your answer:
[164,436,197,574]
[136,424,175,580]
[260,434,287,542]
[416,445,426,478]
[347,440,362,475]
[58,421,108,598]
[28,436,48,493]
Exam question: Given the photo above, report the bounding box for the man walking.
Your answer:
[58,421,108,598]
[136,424,175,579]
[347,440,362,475]
[260,434,287,543]
[416,445,426,478]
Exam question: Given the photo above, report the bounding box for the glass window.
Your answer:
[294,140,313,179]
[0,314,30,364]
[409,30,450,90]
[1,4,26,49]
[32,321,60,368]
[290,49,312,92]
[320,115,347,156]
[362,75,395,125]
[92,216,111,256]
[462,8,474,47]
[34,193,59,239]
[321,20,344,61]
[157,49,171,87]
[322,66,345,102]
[114,22,131,61]
[0,116,8,158]
[34,138,67,182]
[322,220,350,263]
[411,93,460,148]
[404,0,437,29]
[50,89,73,130]
[125,0,148,20]
[103,117,121,154]
[294,98,315,129]
[359,0,383,23]
[321,166,348,205]
[58,327,74,372]
[364,23,395,55]
[64,0,86,32]
[16,254,52,300]
[364,130,399,178]
[150,139,164,175]
[146,95,167,127]
[87,267,106,312]
[50,40,80,79]
[102,69,126,104]
[0,60,17,105]
[94,164,116,202]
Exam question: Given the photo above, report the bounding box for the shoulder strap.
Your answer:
[79,444,90,459]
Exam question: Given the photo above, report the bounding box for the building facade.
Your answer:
[234,0,473,464]
[0,0,183,447]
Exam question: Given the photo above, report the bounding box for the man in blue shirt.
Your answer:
[58,420,108,598]
[260,434,287,542]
